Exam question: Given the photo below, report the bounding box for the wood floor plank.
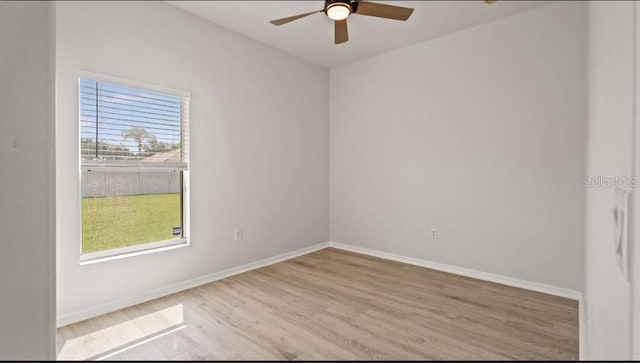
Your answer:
[57,247,578,360]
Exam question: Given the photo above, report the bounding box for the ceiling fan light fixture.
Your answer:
[326,2,352,21]
[270,0,414,45]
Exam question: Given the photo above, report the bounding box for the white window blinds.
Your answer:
[80,78,189,169]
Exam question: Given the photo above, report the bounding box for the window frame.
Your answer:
[77,71,191,264]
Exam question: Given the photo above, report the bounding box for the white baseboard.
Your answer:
[329,241,586,358]
[328,241,586,358]
[59,239,586,359]
[328,241,583,300]
[57,241,331,327]
[578,295,586,360]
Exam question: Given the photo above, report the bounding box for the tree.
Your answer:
[81,138,133,160]
[143,139,180,155]
[122,127,154,155]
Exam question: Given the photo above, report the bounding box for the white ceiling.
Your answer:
[166,1,553,69]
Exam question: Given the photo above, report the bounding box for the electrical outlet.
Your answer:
[234,230,242,241]
[431,228,438,239]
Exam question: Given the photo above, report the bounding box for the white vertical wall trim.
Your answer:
[48,2,57,359]
[631,2,638,359]
[633,1,640,359]
[585,2,635,359]
[579,296,586,360]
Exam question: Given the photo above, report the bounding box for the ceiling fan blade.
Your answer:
[269,10,323,26]
[354,1,414,21]
[335,19,349,44]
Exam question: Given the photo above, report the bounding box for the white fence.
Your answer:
[82,170,180,198]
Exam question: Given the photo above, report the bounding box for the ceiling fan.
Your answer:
[269,0,414,45]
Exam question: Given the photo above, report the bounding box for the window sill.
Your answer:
[79,241,190,266]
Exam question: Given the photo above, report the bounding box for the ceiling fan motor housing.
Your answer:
[325,0,355,20]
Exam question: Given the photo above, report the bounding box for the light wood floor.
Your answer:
[56,248,579,360]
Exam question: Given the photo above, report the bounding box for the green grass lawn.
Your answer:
[82,193,182,254]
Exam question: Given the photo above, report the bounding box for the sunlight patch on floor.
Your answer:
[57,304,185,360]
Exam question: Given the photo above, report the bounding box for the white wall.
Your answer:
[330,1,586,291]
[56,1,329,324]
[585,1,635,359]
[0,1,56,359]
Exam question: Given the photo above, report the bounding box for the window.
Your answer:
[79,76,190,262]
